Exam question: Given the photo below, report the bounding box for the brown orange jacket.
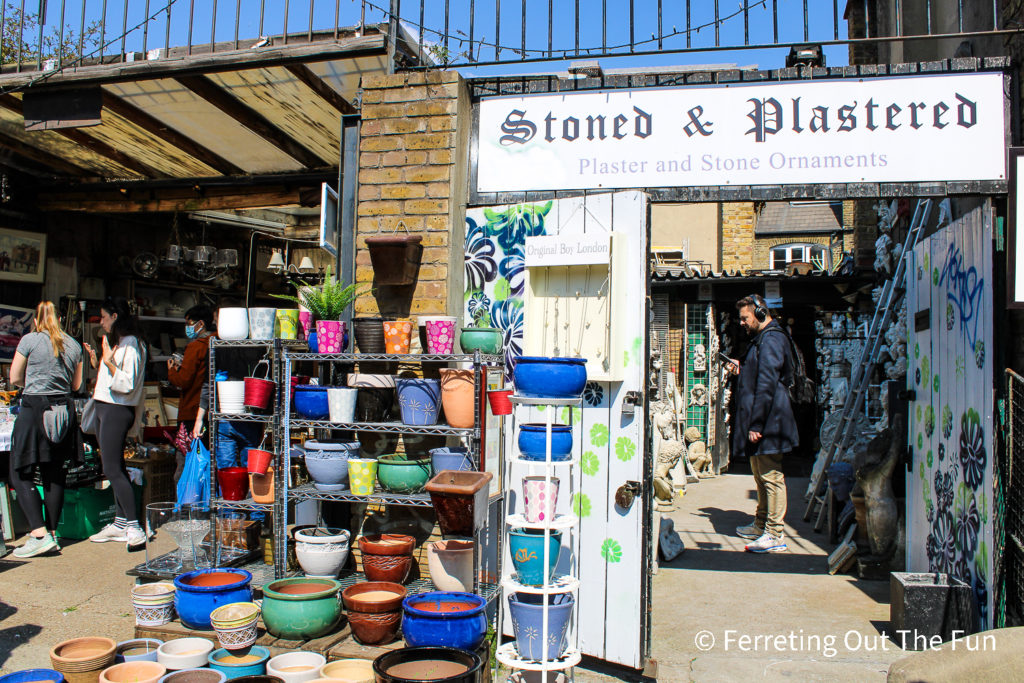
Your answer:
[167,335,211,422]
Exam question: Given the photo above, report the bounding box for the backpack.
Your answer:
[758,326,815,407]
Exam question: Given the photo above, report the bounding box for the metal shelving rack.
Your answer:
[208,337,305,582]
[497,395,583,678]
[280,349,506,600]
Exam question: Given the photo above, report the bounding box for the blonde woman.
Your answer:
[8,301,83,558]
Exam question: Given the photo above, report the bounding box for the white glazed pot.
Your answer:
[156,638,214,671]
[326,387,358,424]
[266,652,326,683]
[217,308,248,340]
[294,527,351,578]
[216,381,246,414]
[247,308,276,340]
[426,539,475,592]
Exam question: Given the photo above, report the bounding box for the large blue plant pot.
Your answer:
[294,385,329,419]
[208,647,269,680]
[513,356,587,399]
[173,569,253,630]
[509,592,575,660]
[307,332,319,353]
[429,447,473,475]
[395,378,441,426]
[401,592,487,651]
[304,440,360,488]
[517,423,572,461]
[508,528,562,586]
[0,670,65,683]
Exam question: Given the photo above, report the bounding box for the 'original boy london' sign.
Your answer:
[476,73,1006,192]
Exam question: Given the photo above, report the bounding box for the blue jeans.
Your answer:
[214,420,263,470]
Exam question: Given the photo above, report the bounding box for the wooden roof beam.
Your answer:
[101,91,246,176]
[176,75,326,169]
[284,64,356,115]
[0,130,91,177]
[39,184,317,213]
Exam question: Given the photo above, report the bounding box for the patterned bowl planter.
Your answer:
[294,527,351,578]
[247,308,276,341]
[316,320,347,354]
[303,440,360,489]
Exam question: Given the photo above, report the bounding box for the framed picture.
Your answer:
[0,228,46,283]
[319,182,339,257]
[0,304,34,361]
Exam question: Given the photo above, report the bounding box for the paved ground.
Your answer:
[0,471,906,681]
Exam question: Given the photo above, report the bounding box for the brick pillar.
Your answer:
[354,71,468,319]
[720,202,756,273]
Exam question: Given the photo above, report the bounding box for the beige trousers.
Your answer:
[750,452,787,538]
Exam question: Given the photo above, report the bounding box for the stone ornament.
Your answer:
[651,401,684,506]
[692,344,707,373]
[689,383,707,407]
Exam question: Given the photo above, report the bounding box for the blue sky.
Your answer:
[40,0,848,72]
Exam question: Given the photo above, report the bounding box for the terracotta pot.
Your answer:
[50,637,117,674]
[341,582,407,613]
[347,610,402,646]
[100,661,166,683]
[439,368,475,429]
[365,234,423,286]
[358,534,415,556]
[250,468,274,504]
[360,553,413,584]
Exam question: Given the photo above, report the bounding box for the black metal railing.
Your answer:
[0,0,1009,74]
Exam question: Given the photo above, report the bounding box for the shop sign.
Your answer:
[477,73,1005,192]
[524,233,612,266]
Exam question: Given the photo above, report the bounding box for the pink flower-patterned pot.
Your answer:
[425,318,457,354]
[522,475,560,524]
[299,311,313,340]
[316,320,347,354]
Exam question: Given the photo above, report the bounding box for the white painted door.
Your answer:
[464,191,651,668]
[906,205,995,627]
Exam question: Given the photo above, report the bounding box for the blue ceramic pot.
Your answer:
[304,440,360,488]
[508,592,575,660]
[208,647,269,679]
[395,378,441,426]
[429,447,473,475]
[513,356,587,398]
[0,671,65,683]
[294,384,329,419]
[517,423,573,461]
[307,331,318,352]
[173,569,253,630]
[401,592,487,651]
[508,528,562,586]
[115,638,162,663]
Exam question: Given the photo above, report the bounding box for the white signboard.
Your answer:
[477,73,1006,192]
[524,233,611,266]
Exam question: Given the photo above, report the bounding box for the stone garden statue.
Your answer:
[651,401,685,508]
[854,415,903,558]
[692,343,707,373]
[684,426,712,478]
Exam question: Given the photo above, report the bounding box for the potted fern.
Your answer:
[274,267,366,353]
[459,305,503,355]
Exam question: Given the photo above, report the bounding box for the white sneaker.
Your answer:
[745,532,787,553]
[13,533,58,558]
[89,523,128,543]
[125,527,146,549]
[736,523,764,540]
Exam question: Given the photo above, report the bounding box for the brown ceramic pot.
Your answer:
[250,467,274,504]
[360,553,413,584]
[346,609,401,646]
[341,582,407,613]
[357,534,415,556]
[50,637,117,673]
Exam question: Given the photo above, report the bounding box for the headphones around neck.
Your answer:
[750,294,768,322]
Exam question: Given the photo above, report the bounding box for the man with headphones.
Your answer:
[725,293,799,553]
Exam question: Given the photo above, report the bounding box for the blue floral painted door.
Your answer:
[465,192,651,668]
[906,205,994,626]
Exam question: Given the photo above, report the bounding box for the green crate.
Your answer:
[34,483,143,540]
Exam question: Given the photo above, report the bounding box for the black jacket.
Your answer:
[731,319,799,458]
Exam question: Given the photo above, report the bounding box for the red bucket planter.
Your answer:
[247,449,273,475]
[487,389,513,415]
[243,360,275,411]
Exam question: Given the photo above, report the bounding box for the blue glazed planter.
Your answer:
[508,528,562,586]
[173,569,253,630]
[304,440,360,488]
[517,423,573,461]
[508,592,575,660]
[208,647,269,680]
[0,670,64,683]
[513,356,587,398]
[307,331,318,353]
[115,638,163,663]
[429,447,473,475]
[294,385,329,419]
[395,378,441,426]
[401,592,487,651]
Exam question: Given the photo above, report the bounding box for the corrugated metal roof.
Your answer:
[754,201,843,235]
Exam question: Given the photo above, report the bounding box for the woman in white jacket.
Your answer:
[83,297,147,549]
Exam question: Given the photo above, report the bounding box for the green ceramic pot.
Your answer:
[260,578,342,640]
[459,327,503,354]
[376,455,432,493]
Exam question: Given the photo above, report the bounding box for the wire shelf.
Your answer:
[509,396,583,406]
[285,352,503,364]
[125,548,260,581]
[211,339,306,348]
[501,574,580,595]
[509,454,579,467]
[287,418,477,437]
[496,643,581,672]
[505,513,579,530]
[210,412,273,423]
[213,498,274,512]
[289,483,433,508]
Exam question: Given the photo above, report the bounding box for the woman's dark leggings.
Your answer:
[95,401,138,522]
[9,459,66,532]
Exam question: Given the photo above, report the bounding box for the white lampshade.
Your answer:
[298,256,315,273]
[267,250,285,273]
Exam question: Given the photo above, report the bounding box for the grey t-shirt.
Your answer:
[16,332,82,395]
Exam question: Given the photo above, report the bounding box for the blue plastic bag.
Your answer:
[176,437,211,507]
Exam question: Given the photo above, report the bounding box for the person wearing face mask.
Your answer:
[167,304,213,480]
